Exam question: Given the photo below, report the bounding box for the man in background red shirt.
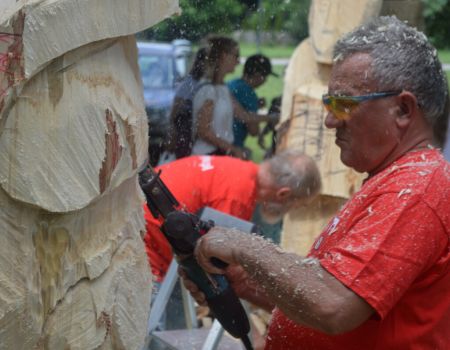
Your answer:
[144,151,321,283]
[143,151,320,333]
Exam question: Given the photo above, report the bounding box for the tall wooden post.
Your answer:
[0,1,180,348]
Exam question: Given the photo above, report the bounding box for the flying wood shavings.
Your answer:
[275,246,285,253]
[398,188,412,198]
[301,257,319,266]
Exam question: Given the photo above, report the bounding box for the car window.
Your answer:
[138,54,174,89]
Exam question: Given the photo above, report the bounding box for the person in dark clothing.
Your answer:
[227,54,279,152]
[166,47,210,159]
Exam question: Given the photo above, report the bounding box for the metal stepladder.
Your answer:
[143,259,248,350]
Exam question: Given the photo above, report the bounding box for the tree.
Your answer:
[243,0,311,42]
[422,0,450,48]
[139,0,311,44]
[141,0,247,42]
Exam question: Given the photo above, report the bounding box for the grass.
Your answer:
[245,132,274,163]
[438,49,450,63]
[193,42,296,60]
[239,42,296,59]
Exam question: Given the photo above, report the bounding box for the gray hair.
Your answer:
[333,16,449,125]
[265,150,321,200]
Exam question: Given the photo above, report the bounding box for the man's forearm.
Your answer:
[235,235,323,327]
[195,228,373,334]
[234,234,368,334]
[230,273,275,312]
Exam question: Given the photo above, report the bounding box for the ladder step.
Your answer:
[152,329,244,350]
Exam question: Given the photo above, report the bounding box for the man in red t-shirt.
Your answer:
[184,17,450,349]
[144,152,321,282]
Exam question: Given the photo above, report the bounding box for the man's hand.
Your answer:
[179,227,245,306]
[179,258,275,311]
[188,227,375,333]
[178,266,208,306]
[229,146,252,160]
[258,97,267,109]
[224,265,250,298]
[194,227,243,274]
[257,131,267,150]
[178,264,246,306]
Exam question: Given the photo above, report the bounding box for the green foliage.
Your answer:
[243,0,311,41]
[142,0,246,41]
[140,0,310,44]
[278,0,311,41]
[423,0,450,48]
[421,0,448,17]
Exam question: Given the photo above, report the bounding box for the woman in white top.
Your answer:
[192,36,275,158]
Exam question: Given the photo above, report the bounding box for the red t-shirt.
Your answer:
[266,149,449,350]
[144,155,259,281]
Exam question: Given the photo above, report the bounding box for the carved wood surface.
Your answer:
[0,1,180,348]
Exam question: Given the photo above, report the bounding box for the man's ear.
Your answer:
[276,187,292,200]
[396,91,418,128]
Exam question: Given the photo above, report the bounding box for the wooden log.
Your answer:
[1,0,181,79]
[308,0,383,64]
[0,1,180,348]
[0,177,150,349]
[0,37,149,211]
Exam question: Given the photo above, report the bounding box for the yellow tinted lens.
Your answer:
[330,97,359,120]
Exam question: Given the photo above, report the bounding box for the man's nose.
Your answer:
[324,111,344,129]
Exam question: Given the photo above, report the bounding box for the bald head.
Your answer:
[255,151,321,223]
[257,150,321,204]
[266,150,321,200]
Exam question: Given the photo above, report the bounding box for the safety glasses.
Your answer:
[322,91,401,120]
